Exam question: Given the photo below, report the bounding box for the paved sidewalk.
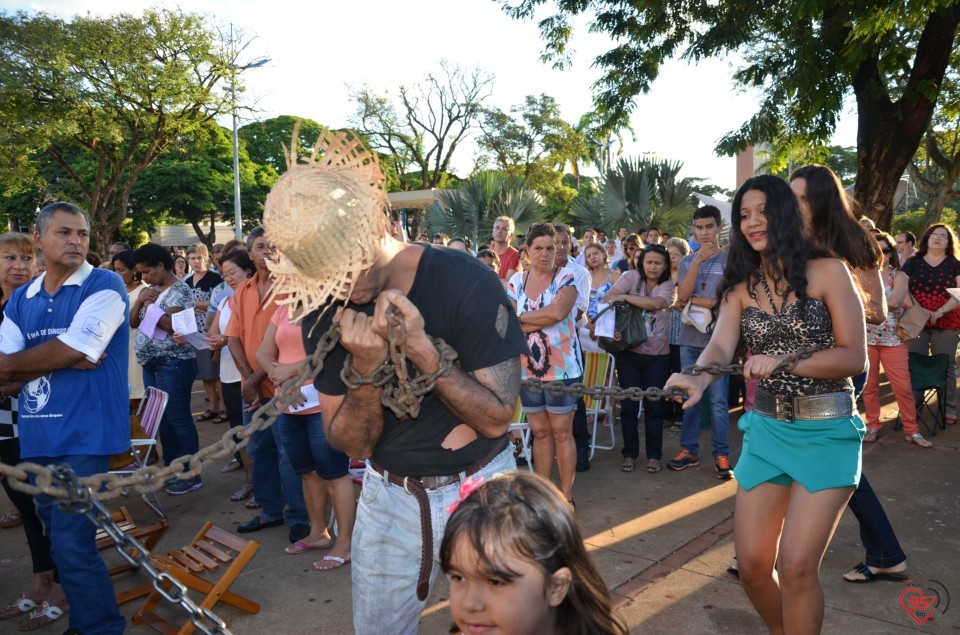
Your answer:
[1,379,957,634]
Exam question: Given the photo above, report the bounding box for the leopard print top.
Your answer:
[741,276,851,397]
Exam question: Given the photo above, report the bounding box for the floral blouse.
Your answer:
[507,267,584,381]
[867,269,904,348]
[134,280,197,364]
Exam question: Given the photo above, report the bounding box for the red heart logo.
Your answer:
[900,587,937,625]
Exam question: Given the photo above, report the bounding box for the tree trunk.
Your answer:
[922,186,955,229]
[851,5,960,230]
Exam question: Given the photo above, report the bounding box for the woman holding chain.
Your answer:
[666,175,866,634]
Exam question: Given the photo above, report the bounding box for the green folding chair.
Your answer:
[896,353,948,436]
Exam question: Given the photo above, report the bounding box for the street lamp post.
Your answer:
[229,56,269,240]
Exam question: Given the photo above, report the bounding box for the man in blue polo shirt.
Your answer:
[0,202,128,635]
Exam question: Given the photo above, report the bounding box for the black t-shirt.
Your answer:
[302,244,529,476]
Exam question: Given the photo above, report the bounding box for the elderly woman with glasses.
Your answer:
[894,223,960,425]
[603,243,677,473]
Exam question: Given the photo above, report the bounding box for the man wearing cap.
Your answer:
[263,129,527,634]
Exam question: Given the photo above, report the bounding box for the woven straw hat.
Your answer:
[263,123,388,321]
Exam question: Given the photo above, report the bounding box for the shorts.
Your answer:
[275,411,349,479]
[195,349,219,381]
[519,376,582,415]
[735,409,866,493]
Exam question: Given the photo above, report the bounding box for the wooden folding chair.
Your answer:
[110,386,169,519]
[94,506,169,578]
[132,522,260,635]
[508,399,534,472]
[583,350,618,459]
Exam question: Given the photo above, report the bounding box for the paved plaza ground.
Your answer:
[1,373,958,634]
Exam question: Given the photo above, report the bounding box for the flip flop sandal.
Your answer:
[312,555,351,571]
[195,409,217,422]
[0,511,23,529]
[842,562,909,584]
[18,602,64,632]
[0,597,37,620]
[212,411,229,423]
[621,459,635,472]
[220,459,243,473]
[285,538,333,554]
[245,496,261,510]
[646,459,662,473]
[230,483,254,502]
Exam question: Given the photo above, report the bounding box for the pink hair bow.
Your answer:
[446,475,485,514]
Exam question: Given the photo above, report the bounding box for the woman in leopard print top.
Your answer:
[665,175,867,635]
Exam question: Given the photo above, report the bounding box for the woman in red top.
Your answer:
[895,223,960,424]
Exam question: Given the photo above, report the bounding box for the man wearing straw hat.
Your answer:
[263,127,528,634]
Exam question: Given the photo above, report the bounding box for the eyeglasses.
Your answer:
[881,248,894,255]
[930,232,949,240]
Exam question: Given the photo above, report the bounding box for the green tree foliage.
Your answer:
[499,0,960,230]
[478,94,586,215]
[756,144,859,185]
[132,121,277,246]
[893,207,958,240]
[429,171,544,247]
[239,115,326,174]
[571,157,697,237]
[0,8,233,249]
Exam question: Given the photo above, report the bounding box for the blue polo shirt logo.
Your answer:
[22,375,52,414]
[81,317,106,342]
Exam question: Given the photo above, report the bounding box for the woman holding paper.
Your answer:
[131,243,201,496]
[256,304,354,569]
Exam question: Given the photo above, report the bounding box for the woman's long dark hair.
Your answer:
[789,164,881,270]
[719,175,832,304]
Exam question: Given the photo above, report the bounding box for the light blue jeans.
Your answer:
[352,445,516,635]
[679,345,730,458]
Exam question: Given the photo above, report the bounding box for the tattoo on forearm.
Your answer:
[473,357,521,407]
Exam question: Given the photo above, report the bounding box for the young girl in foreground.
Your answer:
[440,471,627,635]
[665,175,867,635]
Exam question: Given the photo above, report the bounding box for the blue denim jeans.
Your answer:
[679,345,730,458]
[352,445,517,635]
[32,455,125,635]
[142,357,198,466]
[276,411,349,479]
[243,402,307,525]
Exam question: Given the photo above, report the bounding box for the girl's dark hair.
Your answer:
[111,249,139,278]
[915,223,960,261]
[219,248,257,277]
[440,472,627,635]
[640,244,672,285]
[872,231,899,271]
[789,164,881,270]
[132,243,174,271]
[720,175,832,304]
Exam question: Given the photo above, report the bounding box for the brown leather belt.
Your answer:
[368,437,509,601]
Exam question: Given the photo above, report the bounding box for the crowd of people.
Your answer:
[0,140,957,634]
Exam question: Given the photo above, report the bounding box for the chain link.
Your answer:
[44,466,232,634]
[0,297,819,632]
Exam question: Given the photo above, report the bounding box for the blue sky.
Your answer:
[10,0,859,193]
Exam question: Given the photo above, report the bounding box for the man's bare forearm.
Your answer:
[0,339,88,382]
[328,385,385,459]
[434,357,521,438]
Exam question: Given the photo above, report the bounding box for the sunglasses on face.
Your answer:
[881,248,894,255]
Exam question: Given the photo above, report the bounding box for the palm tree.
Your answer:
[571,156,697,236]
[429,171,544,247]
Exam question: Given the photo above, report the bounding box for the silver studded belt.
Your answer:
[753,388,856,422]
